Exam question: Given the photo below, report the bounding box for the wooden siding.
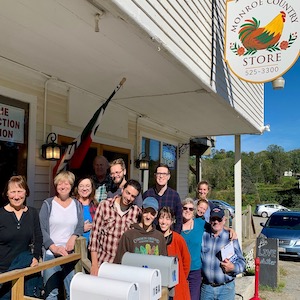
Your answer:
[112,0,213,85]
[212,1,264,129]
[114,0,264,129]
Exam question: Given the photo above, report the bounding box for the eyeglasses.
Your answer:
[155,172,169,177]
[210,217,223,222]
[183,207,194,212]
[110,170,123,177]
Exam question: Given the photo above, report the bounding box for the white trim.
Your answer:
[140,130,180,147]
[0,86,37,206]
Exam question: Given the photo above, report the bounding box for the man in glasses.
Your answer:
[107,158,143,207]
[143,163,182,233]
[200,207,245,300]
[114,197,167,264]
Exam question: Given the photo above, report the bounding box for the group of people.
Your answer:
[0,156,246,300]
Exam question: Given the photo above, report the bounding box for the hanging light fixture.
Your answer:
[272,76,285,90]
[134,152,149,170]
[41,133,62,160]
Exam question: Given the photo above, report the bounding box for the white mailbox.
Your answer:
[70,272,139,300]
[121,253,178,288]
[99,262,161,300]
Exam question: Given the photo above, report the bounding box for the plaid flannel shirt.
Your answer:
[88,196,141,265]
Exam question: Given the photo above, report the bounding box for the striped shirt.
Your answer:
[201,228,246,284]
[89,196,141,266]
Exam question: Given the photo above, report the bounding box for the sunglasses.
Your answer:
[210,217,223,222]
[183,207,194,212]
[142,208,157,216]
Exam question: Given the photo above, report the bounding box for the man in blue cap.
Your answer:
[114,197,167,264]
[201,207,245,300]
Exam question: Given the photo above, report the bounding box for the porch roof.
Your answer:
[0,1,261,138]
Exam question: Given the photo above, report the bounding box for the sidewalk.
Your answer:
[234,238,256,299]
[235,275,254,300]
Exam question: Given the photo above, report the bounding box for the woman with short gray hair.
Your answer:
[181,197,205,300]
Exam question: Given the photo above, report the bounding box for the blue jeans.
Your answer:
[43,253,74,300]
[200,280,235,300]
[0,251,43,299]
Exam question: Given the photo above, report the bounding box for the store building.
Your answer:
[0,1,263,209]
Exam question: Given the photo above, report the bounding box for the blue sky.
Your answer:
[215,58,300,153]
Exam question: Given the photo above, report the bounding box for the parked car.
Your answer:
[260,211,300,258]
[254,203,290,218]
[209,200,235,218]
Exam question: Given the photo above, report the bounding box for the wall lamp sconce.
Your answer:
[135,152,149,170]
[41,133,63,161]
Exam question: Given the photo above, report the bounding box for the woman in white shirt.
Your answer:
[39,171,83,300]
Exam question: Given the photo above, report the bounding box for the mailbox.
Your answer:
[99,262,161,300]
[70,272,139,300]
[121,252,178,288]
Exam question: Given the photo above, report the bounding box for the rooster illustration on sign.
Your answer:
[230,11,297,56]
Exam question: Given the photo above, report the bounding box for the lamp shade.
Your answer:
[41,133,62,161]
[135,152,149,170]
[272,76,285,90]
[139,159,149,170]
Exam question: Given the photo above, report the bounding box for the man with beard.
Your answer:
[89,179,142,276]
[107,158,143,207]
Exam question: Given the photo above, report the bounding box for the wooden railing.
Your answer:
[0,237,169,300]
[0,237,89,300]
[241,205,256,241]
[231,205,256,242]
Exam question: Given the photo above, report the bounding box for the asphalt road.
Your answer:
[252,216,300,300]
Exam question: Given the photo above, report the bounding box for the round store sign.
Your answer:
[225,0,300,83]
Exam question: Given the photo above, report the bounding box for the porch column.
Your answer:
[234,135,242,249]
[142,170,149,193]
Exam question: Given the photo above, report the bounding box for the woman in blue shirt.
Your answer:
[181,197,206,300]
[74,177,98,245]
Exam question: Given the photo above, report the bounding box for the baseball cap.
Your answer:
[210,207,224,219]
[142,197,159,212]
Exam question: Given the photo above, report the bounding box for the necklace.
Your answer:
[182,219,193,234]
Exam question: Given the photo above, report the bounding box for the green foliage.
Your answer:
[189,145,300,208]
[280,177,298,189]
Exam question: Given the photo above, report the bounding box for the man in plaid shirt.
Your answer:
[201,207,245,300]
[89,179,141,276]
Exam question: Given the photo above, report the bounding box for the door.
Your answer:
[58,136,131,180]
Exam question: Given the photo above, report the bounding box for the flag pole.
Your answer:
[53,77,127,176]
